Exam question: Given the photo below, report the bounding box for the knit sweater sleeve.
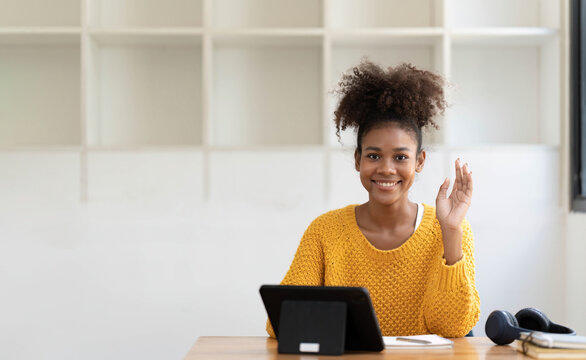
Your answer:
[422,219,480,337]
[266,217,326,337]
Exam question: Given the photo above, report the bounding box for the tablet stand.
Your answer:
[277,300,347,355]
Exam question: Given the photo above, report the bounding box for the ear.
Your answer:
[354,149,361,172]
[415,150,426,173]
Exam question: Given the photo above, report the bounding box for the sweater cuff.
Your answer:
[267,319,276,338]
[435,254,470,291]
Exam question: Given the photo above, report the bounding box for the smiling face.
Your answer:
[354,123,425,207]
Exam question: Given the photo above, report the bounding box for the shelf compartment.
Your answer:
[0,40,81,147]
[87,35,203,147]
[212,36,322,146]
[87,0,203,28]
[0,0,80,27]
[448,0,560,28]
[87,150,204,203]
[211,0,322,28]
[329,0,441,28]
[328,36,445,148]
[449,39,560,146]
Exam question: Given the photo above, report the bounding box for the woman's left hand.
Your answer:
[436,158,473,232]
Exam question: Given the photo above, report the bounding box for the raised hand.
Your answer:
[436,158,473,232]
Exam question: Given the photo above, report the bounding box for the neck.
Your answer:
[362,197,417,230]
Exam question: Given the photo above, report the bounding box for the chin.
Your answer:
[370,195,401,206]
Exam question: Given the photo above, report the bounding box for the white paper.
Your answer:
[384,334,454,348]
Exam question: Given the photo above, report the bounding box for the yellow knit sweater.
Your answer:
[267,204,480,338]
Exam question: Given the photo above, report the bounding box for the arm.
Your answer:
[423,159,479,337]
[266,220,325,337]
[436,158,472,265]
[422,219,480,337]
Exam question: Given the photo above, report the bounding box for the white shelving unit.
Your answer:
[0,0,562,202]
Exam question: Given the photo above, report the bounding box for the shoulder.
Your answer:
[305,205,357,233]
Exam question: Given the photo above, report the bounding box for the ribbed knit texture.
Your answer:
[267,204,480,338]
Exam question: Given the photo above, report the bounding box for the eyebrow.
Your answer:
[365,146,412,152]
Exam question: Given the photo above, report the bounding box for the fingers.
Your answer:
[452,158,462,195]
[462,163,473,198]
[454,159,473,203]
[453,158,473,200]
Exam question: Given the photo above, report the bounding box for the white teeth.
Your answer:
[377,181,398,187]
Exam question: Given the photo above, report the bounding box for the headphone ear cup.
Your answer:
[486,310,523,345]
[515,307,550,332]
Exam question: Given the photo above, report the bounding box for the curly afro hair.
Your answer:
[333,60,447,153]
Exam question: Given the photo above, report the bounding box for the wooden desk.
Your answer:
[185,336,528,359]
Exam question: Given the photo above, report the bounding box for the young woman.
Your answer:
[268,61,480,338]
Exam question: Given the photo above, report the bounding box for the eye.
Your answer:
[395,154,408,161]
[367,153,380,160]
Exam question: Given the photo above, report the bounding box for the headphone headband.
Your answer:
[486,308,576,345]
[549,322,576,335]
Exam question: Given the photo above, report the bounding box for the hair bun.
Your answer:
[333,60,446,139]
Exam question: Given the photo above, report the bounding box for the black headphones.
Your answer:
[486,307,576,345]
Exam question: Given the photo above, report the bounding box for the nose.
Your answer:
[377,158,396,175]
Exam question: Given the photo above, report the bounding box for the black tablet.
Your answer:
[260,285,384,354]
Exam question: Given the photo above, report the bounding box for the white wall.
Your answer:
[0,1,575,359]
[0,146,566,359]
[566,214,586,336]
